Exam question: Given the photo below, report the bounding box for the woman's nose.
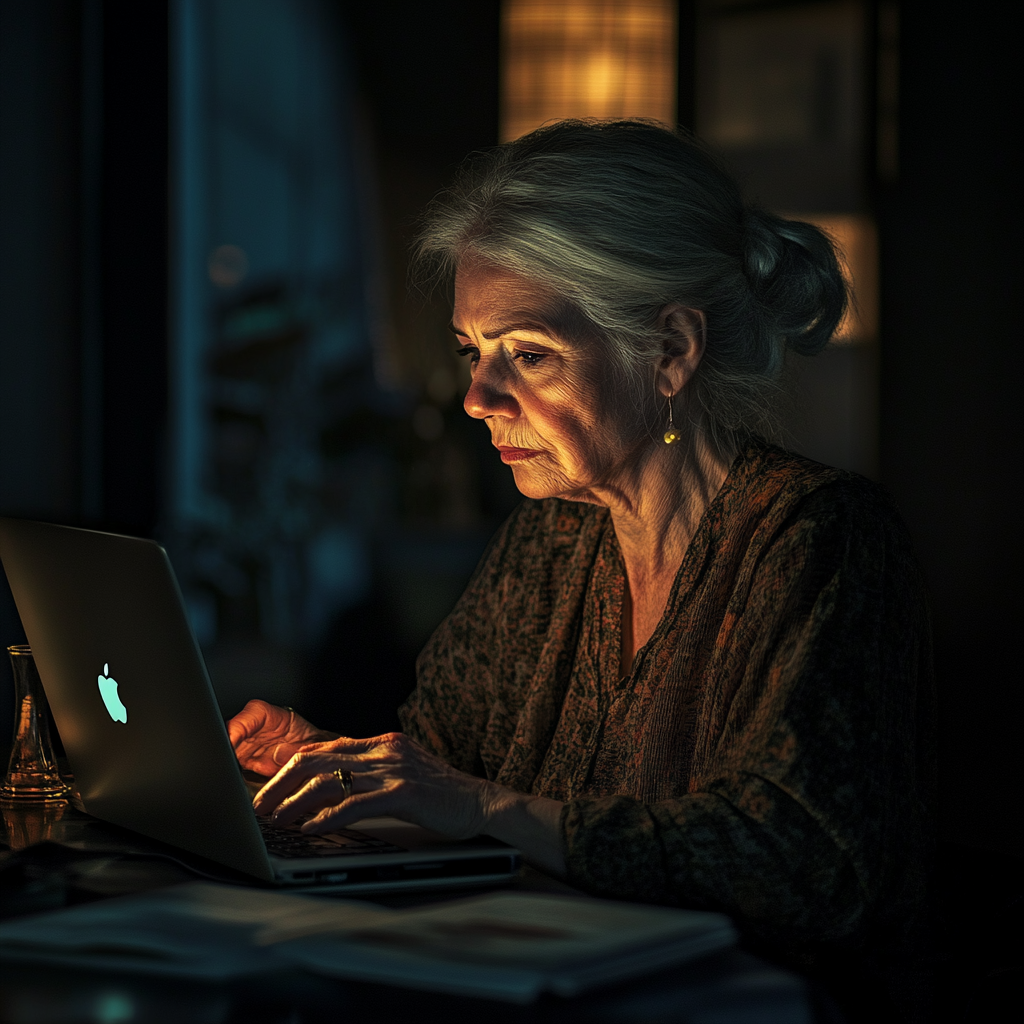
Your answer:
[463,359,519,421]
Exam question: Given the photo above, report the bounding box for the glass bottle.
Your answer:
[0,646,69,801]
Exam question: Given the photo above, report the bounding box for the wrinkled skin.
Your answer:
[226,700,336,778]
[455,261,652,506]
[228,259,724,876]
[232,703,491,839]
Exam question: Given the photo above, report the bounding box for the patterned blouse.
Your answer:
[399,441,934,957]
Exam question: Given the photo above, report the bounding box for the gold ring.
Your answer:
[333,768,353,799]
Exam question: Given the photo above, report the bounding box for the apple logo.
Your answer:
[97,663,127,723]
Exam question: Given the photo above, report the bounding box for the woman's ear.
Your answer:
[655,304,706,398]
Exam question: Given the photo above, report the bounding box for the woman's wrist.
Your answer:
[477,779,518,831]
[478,780,567,878]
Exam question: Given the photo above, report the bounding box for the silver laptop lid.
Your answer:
[0,518,275,881]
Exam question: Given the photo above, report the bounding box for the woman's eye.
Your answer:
[455,345,479,362]
[513,350,547,366]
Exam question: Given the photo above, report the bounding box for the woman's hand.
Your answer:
[251,731,568,877]
[227,699,337,777]
[251,732,489,839]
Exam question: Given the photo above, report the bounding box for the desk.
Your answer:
[0,799,820,1024]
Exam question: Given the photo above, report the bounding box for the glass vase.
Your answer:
[0,645,69,801]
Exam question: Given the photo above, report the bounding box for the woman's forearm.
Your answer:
[479,783,566,878]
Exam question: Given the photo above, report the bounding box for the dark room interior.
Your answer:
[0,2,1020,1021]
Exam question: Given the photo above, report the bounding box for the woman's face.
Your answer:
[453,259,649,503]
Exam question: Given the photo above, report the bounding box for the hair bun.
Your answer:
[742,209,785,281]
[741,208,848,357]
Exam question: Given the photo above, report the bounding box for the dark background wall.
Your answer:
[0,0,169,535]
[0,2,82,526]
[0,0,1020,859]
[876,3,1022,856]
[0,0,170,744]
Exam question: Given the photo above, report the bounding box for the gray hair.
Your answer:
[414,119,848,450]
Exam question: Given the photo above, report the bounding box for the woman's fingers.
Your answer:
[252,750,366,818]
[252,757,318,816]
[302,790,396,833]
[268,769,362,826]
[227,701,340,776]
[296,733,397,756]
[228,700,297,773]
[249,732,490,841]
[228,699,286,747]
[255,735,406,813]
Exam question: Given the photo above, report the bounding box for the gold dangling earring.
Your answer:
[663,395,680,445]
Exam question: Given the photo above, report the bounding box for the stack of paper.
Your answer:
[0,882,736,1002]
[276,890,737,1002]
[0,883,387,979]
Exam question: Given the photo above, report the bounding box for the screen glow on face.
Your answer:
[452,261,646,506]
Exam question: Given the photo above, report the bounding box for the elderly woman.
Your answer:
[230,121,932,1005]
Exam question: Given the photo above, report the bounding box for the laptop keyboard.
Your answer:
[257,817,404,859]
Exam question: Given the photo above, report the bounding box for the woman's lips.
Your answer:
[496,445,542,464]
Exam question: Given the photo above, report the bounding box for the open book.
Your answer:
[0,882,736,1002]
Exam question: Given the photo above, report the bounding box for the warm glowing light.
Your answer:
[501,1,678,142]
[794,213,878,343]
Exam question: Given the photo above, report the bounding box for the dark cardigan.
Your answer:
[400,441,934,962]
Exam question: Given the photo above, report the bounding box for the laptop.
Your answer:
[0,518,519,892]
